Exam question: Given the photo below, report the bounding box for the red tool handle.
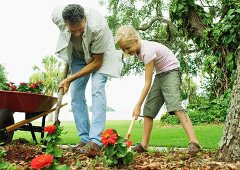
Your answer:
[125,117,136,140]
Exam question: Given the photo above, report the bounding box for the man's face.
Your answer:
[66,17,86,37]
[118,39,140,56]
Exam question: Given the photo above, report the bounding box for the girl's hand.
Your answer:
[132,105,141,119]
[59,78,71,94]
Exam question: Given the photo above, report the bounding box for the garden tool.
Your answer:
[54,63,69,125]
[125,116,136,146]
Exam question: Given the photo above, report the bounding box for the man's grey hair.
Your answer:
[62,4,85,25]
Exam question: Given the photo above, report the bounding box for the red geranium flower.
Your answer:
[125,140,132,148]
[30,83,38,89]
[101,129,118,146]
[30,154,53,170]
[10,85,16,91]
[44,125,56,134]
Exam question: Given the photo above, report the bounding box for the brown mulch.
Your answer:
[1,139,240,170]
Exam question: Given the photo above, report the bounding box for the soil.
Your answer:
[1,139,239,170]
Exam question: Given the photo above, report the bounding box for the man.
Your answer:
[52,4,122,154]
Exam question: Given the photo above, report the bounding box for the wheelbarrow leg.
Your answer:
[28,123,37,144]
[40,115,46,142]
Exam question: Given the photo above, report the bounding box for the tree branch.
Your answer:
[199,0,214,8]
[136,16,175,31]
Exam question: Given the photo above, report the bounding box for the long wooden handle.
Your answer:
[126,117,136,139]
[54,63,69,123]
[6,103,67,133]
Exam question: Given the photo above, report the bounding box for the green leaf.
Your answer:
[113,159,118,164]
[0,162,10,169]
[46,144,54,153]
[236,9,240,13]
[116,151,126,158]
[53,148,63,157]
[228,9,235,15]
[104,145,117,157]
[117,136,125,143]
[115,145,127,158]
[56,164,70,170]
[123,152,134,164]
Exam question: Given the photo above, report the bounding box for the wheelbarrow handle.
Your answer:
[54,63,69,124]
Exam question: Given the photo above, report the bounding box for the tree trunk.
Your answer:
[216,47,240,162]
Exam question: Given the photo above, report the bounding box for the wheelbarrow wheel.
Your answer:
[0,109,15,145]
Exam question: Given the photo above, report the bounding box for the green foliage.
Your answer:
[40,124,69,169]
[101,129,134,166]
[169,0,240,98]
[43,125,64,158]
[0,64,9,90]
[160,90,231,125]
[160,113,180,125]
[121,57,145,76]
[180,75,198,101]
[0,81,46,94]
[0,149,16,170]
[29,55,64,96]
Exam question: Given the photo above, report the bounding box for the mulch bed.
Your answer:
[1,139,239,170]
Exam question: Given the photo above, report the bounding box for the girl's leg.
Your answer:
[140,75,164,149]
[141,116,153,149]
[175,110,198,143]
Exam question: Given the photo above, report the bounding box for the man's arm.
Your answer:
[69,54,103,81]
[59,54,103,94]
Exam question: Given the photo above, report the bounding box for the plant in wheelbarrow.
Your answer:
[100,129,134,167]
[30,124,69,170]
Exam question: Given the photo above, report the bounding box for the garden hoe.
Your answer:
[125,116,136,146]
[54,63,69,125]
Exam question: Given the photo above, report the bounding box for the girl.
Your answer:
[115,25,200,154]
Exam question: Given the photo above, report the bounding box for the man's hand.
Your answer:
[59,78,71,94]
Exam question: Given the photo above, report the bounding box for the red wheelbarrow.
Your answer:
[0,90,66,145]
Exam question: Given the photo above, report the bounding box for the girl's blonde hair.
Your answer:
[115,25,139,44]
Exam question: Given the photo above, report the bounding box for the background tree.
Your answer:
[216,47,240,162]
[0,63,9,89]
[169,0,240,161]
[169,0,239,98]
[29,55,64,121]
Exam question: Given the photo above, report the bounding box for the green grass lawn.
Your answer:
[12,121,224,150]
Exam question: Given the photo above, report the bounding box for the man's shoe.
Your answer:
[188,141,201,155]
[74,141,102,157]
[72,141,86,152]
[87,141,102,158]
[89,141,102,152]
[132,143,147,153]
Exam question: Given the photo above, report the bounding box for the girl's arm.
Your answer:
[133,61,154,118]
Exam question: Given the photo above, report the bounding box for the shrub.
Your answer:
[160,90,231,125]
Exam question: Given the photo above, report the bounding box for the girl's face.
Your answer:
[118,39,140,56]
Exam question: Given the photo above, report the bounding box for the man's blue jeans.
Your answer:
[70,56,107,146]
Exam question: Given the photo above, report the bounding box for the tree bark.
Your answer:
[216,47,240,162]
